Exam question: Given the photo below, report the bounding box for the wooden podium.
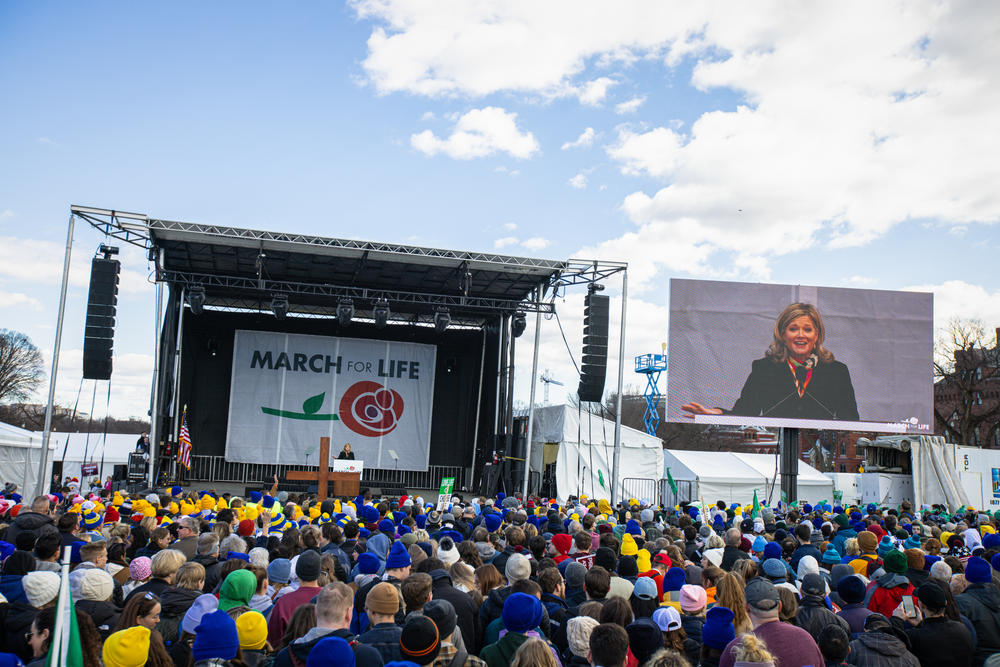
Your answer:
[286,437,361,500]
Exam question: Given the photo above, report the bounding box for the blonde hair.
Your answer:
[510,638,558,667]
[150,549,186,579]
[175,562,205,590]
[844,537,860,557]
[733,634,774,665]
[765,303,834,364]
[139,516,158,533]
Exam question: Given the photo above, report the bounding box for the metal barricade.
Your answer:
[621,477,659,504]
[660,479,695,508]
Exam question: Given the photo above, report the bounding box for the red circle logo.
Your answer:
[339,381,405,437]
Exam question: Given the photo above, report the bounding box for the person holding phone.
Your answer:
[866,550,915,618]
[891,583,974,667]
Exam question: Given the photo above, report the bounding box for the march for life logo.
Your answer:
[226,330,435,470]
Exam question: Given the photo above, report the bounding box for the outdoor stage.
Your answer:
[49,206,628,498]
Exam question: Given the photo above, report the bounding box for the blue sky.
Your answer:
[2,2,999,418]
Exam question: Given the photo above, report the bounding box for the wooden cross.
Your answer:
[287,437,333,500]
[285,437,360,500]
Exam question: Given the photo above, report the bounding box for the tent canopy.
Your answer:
[663,449,833,506]
[528,405,663,503]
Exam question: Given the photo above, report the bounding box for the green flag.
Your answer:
[49,574,83,667]
[667,467,678,495]
[751,489,761,519]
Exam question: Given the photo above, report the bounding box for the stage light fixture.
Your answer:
[373,299,390,328]
[271,293,289,320]
[512,311,527,338]
[337,298,354,326]
[434,306,451,333]
[187,285,206,315]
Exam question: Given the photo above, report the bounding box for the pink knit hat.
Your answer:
[679,584,708,612]
[129,556,152,581]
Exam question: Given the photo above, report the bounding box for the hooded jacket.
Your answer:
[847,630,919,667]
[75,598,120,639]
[955,583,1000,667]
[866,573,915,618]
[157,586,202,643]
[271,626,383,667]
[681,614,704,665]
[899,615,974,667]
[431,569,481,654]
[193,553,222,593]
[0,601,38,661]
[796,593,851,641]
[5,512,55,544]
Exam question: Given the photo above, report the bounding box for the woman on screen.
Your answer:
[681,302,859,421]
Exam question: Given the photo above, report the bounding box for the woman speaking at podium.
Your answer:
[337,443,355,460]
[681,302,859,421]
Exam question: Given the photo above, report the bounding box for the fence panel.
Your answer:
[621,477,659,505]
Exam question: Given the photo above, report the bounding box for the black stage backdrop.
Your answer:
[177,310,499,470]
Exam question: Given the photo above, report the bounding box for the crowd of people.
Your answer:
[0,480,998,667]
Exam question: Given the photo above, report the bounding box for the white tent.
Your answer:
[663,449,834,506]
[528,405,663,503]
[0,422,52,499]
[49,432,141,486]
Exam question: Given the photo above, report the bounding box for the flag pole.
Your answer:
[51,547,72,665]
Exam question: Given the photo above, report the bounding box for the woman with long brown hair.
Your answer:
[115,592,174,667]
[715,572,752,635]
[475,563,503,600]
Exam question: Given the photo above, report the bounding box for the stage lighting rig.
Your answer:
[434,306,451,333]
[271,293,289,320]
[187,285,206,315]
[511,311,527,338]
[373,299,390,328]
[337,298,354,326]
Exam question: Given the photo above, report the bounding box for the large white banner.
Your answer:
[225,330,436,470]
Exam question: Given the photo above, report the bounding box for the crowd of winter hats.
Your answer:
[0,477,999,667]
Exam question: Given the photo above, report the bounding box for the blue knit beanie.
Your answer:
[386,541,412,570]
[922,554,941,571]
[992,553,1000,573]
[306,636,355,667]
[702,606,736,649]
[903,535,921,550]
[877,536,894,557]
[267,558,291,584]
[966,556,992,584]
[361,506,380,524]
[358,552,380,575]
[983,533,1000,550]
[502,592,542,633]
[626,519,642,535]
[763,542,782,561]
[378,518,396,535]
[249,491,262,504]
[752,536,766,552]
[484,512,503,533]
[192,610,239,662]
[837,574,866,604]
[415,514,427,529]
[823,546,841,564]
[663,567,686,593]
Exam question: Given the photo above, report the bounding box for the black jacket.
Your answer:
[720,545,749,571]
[847,631,919,667]
[895,615,974,667]
[272,627,383,667]
[358,622,403,664]
[125,577,171,602]
[430,570,480,654]
[728,358,859,421]
[75,599,120,639]
[193,554,222,593]
[796,593,851,641]
[954,583,1000,667]
[4,512,55,544]
[157,587,201,644]
[0,601,38,661]
[682,614,705,665]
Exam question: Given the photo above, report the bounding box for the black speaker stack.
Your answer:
[577,291,610,402]
[83,256,120,380]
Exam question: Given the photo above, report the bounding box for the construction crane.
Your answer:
[540,370,563,405]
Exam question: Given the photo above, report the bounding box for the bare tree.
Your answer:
[0,330,44,403]
[933,318,1000,447]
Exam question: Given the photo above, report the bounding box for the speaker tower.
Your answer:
[82,256,120,380]
[577,291,609,402]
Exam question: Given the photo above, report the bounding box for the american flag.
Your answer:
[178,407,192,469]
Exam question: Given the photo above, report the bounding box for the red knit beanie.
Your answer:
[238,519,255,536]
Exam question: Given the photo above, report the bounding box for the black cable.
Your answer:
[98,379,112,482]
[554,309,580,377]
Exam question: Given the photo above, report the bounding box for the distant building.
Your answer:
[933,326,1000,449]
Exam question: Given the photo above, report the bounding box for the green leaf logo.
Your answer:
[302,392,325,415]
[598,470,606,489]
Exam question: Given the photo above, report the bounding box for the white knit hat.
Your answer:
[23,571,60,608]
[437,537,460,566]
[567,616,599,657]
[79,568,114,602]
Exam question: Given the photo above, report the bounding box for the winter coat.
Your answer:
[76,599,120,639]
[682,614,705,665]
[4,512,55,544]
[899,615,974,667]
[720,546,749,571]
[481,632,533,667]
[479,585,513,633]
[847,631,919,667]
[432,570,481,654]
[193,554,222,593]
[272,626,383,667]
[0,575,27,604]
[866,573,914,618]
[838,603,875,638]
[955,583,1000,667]
[358,621,404,664]
[790,543,824,572]
[797,593,851,641]
[0,601,38,661]
[157,586,202,644]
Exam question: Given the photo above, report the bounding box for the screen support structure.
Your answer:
[780,427,799,504]
[522,283,544,498]
[148,254,165,489]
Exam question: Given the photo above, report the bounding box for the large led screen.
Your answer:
[667,279,933,433]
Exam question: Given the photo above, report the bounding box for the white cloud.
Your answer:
[0,210,13,220]
[615,95,647,114]
[357,3,1000,289]
[847,275,875,285]
[606,127,684,178]
[0,289,42,311]
[36,137,54,145]
[568,173,588,189]
[561,127,596,151]
[411,107,540,159]
[0,236,151,294]
[494,166,520,177]
[39,349,155,418]
[904,280,1000,333]
[494,236,519,249]
[577,77,617,106]
[420,111,436,121]
[503,222,518,231]
[522,237,551,251]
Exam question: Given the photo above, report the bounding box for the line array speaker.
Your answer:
[577,292,609,402]
[82,257,120,380]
